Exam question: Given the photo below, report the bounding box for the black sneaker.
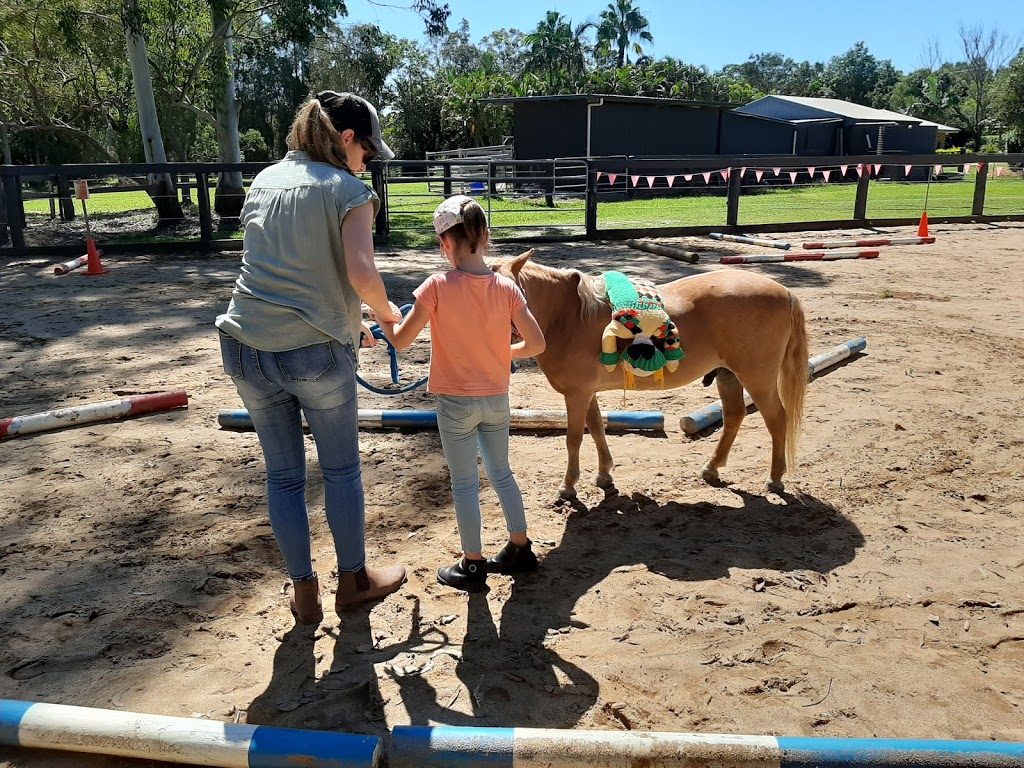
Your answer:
[487,540,539,575]
[437,558,488,592]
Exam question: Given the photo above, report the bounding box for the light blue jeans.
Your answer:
[435,394,527,555]
[219,331,365,581]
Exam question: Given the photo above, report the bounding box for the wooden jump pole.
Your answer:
[624,239,700,264]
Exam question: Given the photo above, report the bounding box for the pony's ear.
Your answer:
[509,248,535,280]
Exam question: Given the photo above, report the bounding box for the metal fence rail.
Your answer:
[2,154,1022,256]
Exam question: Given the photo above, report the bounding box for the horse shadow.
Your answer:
[247,487,863,734]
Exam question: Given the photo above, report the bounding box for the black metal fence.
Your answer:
[2,153,1022,257]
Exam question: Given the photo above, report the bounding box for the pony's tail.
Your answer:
[778,292,808,467]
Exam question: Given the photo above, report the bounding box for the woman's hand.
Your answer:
[359,320,377,348]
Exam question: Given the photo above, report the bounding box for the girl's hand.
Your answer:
[370,303,402,324]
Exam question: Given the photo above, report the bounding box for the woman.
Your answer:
[216,91,405,625]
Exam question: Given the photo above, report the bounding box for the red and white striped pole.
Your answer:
[53,255,90,275]
[802,236,935,250]
[721,250,879,264]
[0,392,188,440]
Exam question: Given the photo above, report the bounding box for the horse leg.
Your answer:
[701,369,747,486]
[585,395,615,491]
[746,383,788,494]
[559,390,593,500]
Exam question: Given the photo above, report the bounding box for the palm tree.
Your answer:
[523,11,593,92]
[596,0,654,69]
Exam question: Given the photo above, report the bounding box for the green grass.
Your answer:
[20,173,1023,249]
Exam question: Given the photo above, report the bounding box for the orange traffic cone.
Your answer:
[83,238,109,276]
[917,211,929,238]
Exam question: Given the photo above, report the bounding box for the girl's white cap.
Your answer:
[433,195,476,235]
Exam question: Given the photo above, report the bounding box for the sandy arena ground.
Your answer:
[1,222,1023,766]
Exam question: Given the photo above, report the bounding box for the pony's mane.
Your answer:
[517,260,608,323]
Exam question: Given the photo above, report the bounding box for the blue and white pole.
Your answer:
[0,700,381,768]
[680,338,867,434]
[218,409,665,432]
[391,726,1024,768]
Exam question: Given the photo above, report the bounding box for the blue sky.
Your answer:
[347,0,1022,72]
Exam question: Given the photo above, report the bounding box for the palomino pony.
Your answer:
[496,251,808,499]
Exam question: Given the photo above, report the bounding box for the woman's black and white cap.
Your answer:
[315,90,395,161]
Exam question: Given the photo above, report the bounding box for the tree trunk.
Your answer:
[1,121,12,165]
[124,0,184,224]
[211,5,245,222]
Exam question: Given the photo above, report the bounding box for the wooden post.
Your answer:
[371,162,389,241]
[726,167,741,227]
[3,174,25,249]
[443,162,451,197]
[972,162,989,217]
[56,175,75,221]
[196,172,213,245]
[546,160,555,208]
[585,165,598,239]
[0,176,7,247]
[854,167,870,220]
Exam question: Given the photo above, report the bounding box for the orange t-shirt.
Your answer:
[413,270,527,396]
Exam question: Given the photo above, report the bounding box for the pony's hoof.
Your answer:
[700,462,720,485]
[766,478,785,494]
[558,484,578,501]
[595,472,615,490]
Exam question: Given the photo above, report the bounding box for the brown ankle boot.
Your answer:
[290,574,324,625]
[335,564,407,611]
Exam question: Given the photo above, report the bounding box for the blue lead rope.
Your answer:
[356,304,430,395]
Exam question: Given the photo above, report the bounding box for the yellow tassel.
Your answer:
[622,366,636,392]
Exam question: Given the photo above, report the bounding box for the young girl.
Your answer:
[376,195,546,591]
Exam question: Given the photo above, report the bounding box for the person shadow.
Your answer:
[247,485,864,734]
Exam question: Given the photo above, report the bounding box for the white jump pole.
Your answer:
[0,699,381,768]
[218,409,665,432]
[1,392,189,440]
[391,725,1024,768]
[802,236,935,249]
[721,250,879,264]
[680,338,866,434]
[709,233,792,250]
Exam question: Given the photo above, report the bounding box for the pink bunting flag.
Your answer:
[873,164,882,175]
[755,170,764,182]
[789,171,798,184]
[963,163,972,174]
[978,162,986,171]
[607,173,618,186]
[666,175,677,187]
[740,167,747,177]
[595,171,603,182]
[702,172,712,184]
[721,169,730,182]
[807,166,816,178]
[856,164,864,177]
[630,175,640,187]
[646,175,656,188]
[840,164,848,176]
[773,167,781,176]
[904,164,912,176]
[996,166,1005,177]
[823,170,832,182]
[934,164,942,175]
[683,174,693,182]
